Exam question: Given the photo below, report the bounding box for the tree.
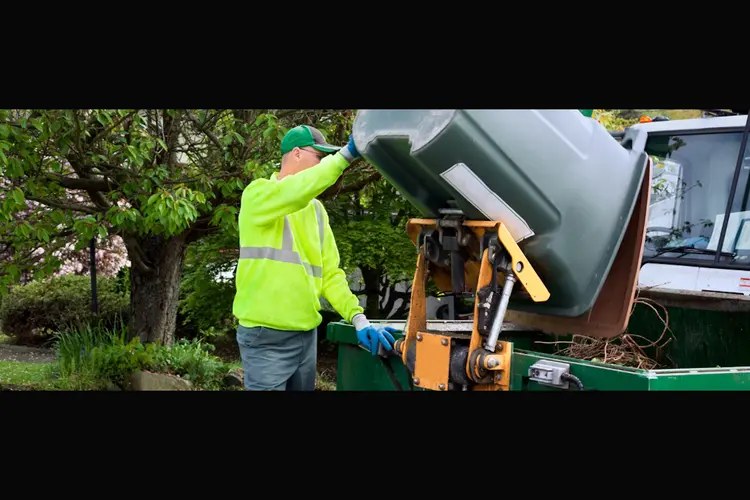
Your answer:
[0,109,378,344]
[178,224,240,337]
[325,177,420,319]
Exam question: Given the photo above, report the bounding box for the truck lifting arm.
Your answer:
[388,213,549,391]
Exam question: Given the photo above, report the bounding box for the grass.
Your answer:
[315,376,336,391]
[0,360,56,390]
[0,327,340,391]
[0,358,338,391]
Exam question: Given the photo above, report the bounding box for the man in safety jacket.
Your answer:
[233,124,399,390]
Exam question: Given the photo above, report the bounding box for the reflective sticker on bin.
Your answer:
[440,162,535,242]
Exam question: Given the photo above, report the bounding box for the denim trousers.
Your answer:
[236,325,317,391]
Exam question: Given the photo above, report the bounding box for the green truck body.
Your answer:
[326,321,750,391]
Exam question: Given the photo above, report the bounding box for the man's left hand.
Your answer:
[346,134,361,159]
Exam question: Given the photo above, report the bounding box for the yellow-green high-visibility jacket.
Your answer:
[232,151,364,332]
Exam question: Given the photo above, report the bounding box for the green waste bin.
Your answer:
[351,109,649,318]
[326,320,412,391]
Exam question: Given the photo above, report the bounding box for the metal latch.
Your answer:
[528,359,572,389]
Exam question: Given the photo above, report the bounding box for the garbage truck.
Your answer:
[325,109,750,391]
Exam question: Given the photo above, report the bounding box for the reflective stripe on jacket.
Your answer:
[232,151,363,331]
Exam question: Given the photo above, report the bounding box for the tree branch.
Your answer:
[187,111,223,150]
[25,195,101,215]
[320,170,381,199]
[46,173,109,192]
[90,110,138,145]
[184,213,224,244]
[122,235,155,274]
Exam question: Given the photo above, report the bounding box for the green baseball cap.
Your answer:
[280,125,342,156]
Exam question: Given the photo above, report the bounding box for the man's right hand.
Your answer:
[352,313,399,356]
[357,324,398,356]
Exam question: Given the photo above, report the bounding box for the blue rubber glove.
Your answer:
[346,134,361,159]
[352,314,398,356]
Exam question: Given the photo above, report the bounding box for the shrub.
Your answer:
[153,338,230,390]
[53,321,230,390]
[53,319,156,389]
[89,337,158,388]
[177,231,237,339]
[178,263,236,339]
[0,275,129,345]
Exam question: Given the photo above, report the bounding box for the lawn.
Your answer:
[0,360,57,390]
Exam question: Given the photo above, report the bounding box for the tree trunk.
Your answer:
[381,283,410,320]
[125,234,188,345]
[360,265,384,319]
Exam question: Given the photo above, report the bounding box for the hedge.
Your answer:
[0,274,129,345]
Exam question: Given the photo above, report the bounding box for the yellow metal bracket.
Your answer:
[490,221,550,302]
[413,331,452,391]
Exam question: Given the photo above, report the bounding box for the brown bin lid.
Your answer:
[506,158,652,338]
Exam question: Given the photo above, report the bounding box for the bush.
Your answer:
[54,320,156,389]
[53,321,231,390]
[153,339,230,390]
[178,262,236,339]
[177,231,238,339]
[0,275,129,345]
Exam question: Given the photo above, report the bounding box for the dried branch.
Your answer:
[534,294,675,370]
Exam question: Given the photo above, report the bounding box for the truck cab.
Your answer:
[617,112,750,296]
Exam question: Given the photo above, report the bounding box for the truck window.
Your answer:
[723,136,750,267]
[643,131,746,266]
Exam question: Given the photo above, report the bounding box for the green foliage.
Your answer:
[0,109,351,288]
[90,337,158,388]
[593,109,705,131]
[153,338,229,390]
[52,320,231,390]
[53,320,140,389]
[0,275,128,344]
[324,177,419,317]
[178,229,238,337]
[592,109,641,131]
[328,178,418,280]
[114,266,130,296]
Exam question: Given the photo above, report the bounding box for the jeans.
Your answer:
[236,325,317,391]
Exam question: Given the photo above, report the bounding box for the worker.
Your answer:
[232,124,399,391]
